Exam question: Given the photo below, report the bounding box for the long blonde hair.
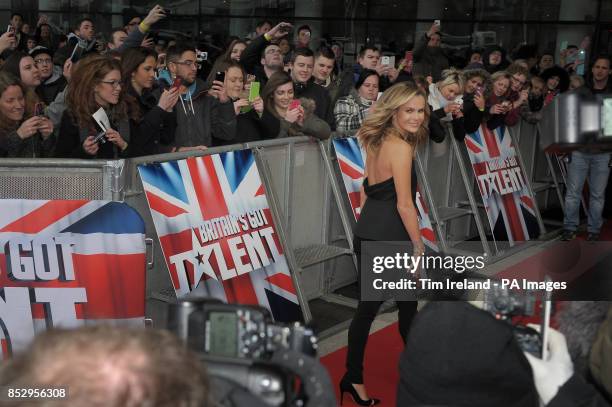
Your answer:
[358,82,429,152]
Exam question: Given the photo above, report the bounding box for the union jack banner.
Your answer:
[139,150,303,323]
[464,125,539,245]
[332,137,439,250]
[0,200,146,358]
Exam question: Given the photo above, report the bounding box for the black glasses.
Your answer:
[34,58,52,65]
[101,80,122,88]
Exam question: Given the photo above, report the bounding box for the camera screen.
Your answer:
[602,98,612,137]
[208,312,238,357]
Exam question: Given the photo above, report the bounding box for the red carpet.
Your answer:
[320,322,403,406]
[320,222,612,405]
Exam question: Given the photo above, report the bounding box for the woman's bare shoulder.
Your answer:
[381,136,414,159]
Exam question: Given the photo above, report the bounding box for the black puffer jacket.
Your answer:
[127,86,177,156]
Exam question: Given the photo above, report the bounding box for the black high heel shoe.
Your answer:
[339,377,380,406]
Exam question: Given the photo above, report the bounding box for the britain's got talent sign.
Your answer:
[332,137,438,250]
[464,125,539,244]
[0,200,146,358]
[139,150,303,323]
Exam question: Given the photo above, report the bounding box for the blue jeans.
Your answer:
[563,151,611,233]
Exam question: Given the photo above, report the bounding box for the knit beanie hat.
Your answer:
[397,301,539,407]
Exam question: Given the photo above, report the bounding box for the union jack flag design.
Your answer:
[139,150,303,323]
[332,137,438,250]
[0,200,146,358]
[464,125,539,245]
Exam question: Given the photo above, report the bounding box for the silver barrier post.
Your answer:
[319,139,359,308]
[252,146,313,323]
[508,127,547,236]
[414,149,449,253]
[447,124,495,258]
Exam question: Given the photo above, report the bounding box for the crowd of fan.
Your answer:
[0,7,609,159]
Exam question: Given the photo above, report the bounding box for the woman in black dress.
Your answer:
[340,82,429,406]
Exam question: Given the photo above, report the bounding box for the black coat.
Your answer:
[55,110,133,159]
[294,78,335,129]
[128,87,177,156]
[548,375,611,407]
[213,109,265,146]
[462,93,485,134]
[241,34,272,87]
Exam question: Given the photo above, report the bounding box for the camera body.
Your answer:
[167,297,328,407]
[196,49,208,62]
[278,23,291,34]
[168,297,316,361]
[483,284,542,357]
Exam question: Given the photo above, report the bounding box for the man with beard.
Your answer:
[412,21,449,82]
[241,22,291,87]
[156,43,236,148]
[588,56,612,94]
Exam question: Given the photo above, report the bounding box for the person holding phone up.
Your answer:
[461,68,490,133]
[121,47,179,156]
[484,71,516,130]
[210,61,266,145]
[412,20,449,83]
[0,71,54,157]
[258,72,330,140]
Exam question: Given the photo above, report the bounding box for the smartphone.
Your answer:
[6,24,14,34]
[215,71,225,83]
[163,8,171,14]
[172,77,182,89]
[34,102,44,117]
[404,51,413,64]
[434,19,441,27]
[93,130,107,145]
[289,99,301,110]
[158,53,166,67]
[381,56,390,66]
[69,43,84,63]
[249,81,260,102]
[560,40,568,51]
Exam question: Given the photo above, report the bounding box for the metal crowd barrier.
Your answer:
[0,117,568,328]
[0,158,123,200]
[120,138,358,327]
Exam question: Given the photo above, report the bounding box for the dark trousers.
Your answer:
[344,237,418,384]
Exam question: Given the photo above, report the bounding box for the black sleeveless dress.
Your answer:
[354,166,417,241]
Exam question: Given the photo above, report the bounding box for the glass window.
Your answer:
[71,0,117,13]
[473,22,594,63]
[200,0,283,17]
[38,0,67,11]
[418,0,473,21]
[476,0,597,21]
[367,21,417,54]
[601,1,612,21]
[368,0,417,20]
[317,19,366,66]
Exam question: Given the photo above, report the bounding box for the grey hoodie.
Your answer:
[153,78,236,147]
